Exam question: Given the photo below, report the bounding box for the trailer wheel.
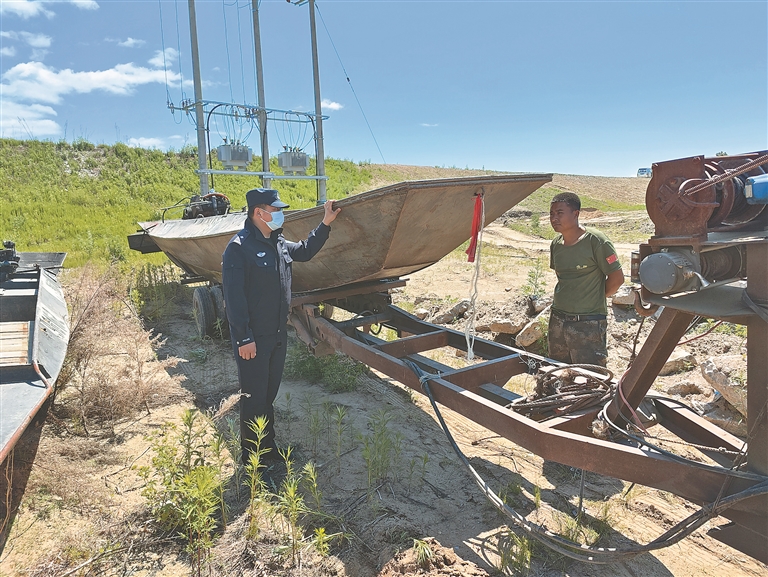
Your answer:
[192,286,216,338]
[209,285,229,337]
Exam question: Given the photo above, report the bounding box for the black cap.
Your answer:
[246,188,290,210]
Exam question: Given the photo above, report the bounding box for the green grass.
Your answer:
[508,186,650,244]
[1,138,376,267]
[517,186,646,214]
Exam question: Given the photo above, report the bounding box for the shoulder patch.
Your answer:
[606,253,618,264]
[231,228,249,246]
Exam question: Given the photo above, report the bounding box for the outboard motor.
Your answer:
[0,240,20,282]
[182,192,231,219]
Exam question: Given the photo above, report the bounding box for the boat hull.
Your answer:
[0,253,68,464]
[138,174,552,292]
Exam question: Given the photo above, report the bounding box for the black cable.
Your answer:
[403,359,768,563]
[315,3,386,164]
[598,401,765,481]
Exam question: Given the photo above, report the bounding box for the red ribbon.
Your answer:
[465,193,483,263]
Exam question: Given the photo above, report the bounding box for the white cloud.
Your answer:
[2,61,175,104]
[19,31,51,47]
[149,47,178,69]
[321,99,343,111]
[118,37,145,48]
[0,99,60,138]
[2,30,51,45]
[69,0,99,10]
[0,1,55,19]
[126,137,165,149]
[420,123,438,127]
[1,31,51,60]
[1,46,17,57]
[0,1,97,20]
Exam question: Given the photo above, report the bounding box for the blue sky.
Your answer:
[1,0,766,176]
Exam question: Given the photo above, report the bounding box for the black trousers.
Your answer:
[232,329,287,464]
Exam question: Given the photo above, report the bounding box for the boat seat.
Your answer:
[0,321,32,367]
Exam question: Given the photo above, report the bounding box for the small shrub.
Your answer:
[522,256,547,298]
[137,409,227,575]
[284,341,366,392]
[412,538,433,569]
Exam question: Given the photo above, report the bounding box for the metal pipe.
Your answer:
[308,0,326,204]
[251,0,270,188]
[187,0,210,196]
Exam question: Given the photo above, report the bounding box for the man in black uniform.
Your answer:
[222,188,340,464]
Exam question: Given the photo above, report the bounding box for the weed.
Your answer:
[499,481,523,506]
[224,416,243,500]
[420,453,430,481]
[279,475,304,564]
[553,510,600,547]
[308,407,322,458]
[497,530,532,576]
[284,341,366,392]
[137,409,225,576]
[313,527,331,556]
[360,410,395,488]
[530,212,541,235]
[332,404,349,473]
[129,262,181,321]
[56,265,186,436]
[406,457,418,494]
[412,538,433,568]
[522,256,547,299]
[244,417,272,538]
[533,485,541,509]
[189,348,208,364]
[302,462,322,510]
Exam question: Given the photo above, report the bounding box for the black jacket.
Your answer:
[222,217,330,346]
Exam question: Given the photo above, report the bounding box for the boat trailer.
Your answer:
[288,151,768,564]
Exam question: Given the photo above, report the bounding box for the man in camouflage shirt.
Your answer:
[548,192,624,367]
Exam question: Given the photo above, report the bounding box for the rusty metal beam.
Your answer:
[291,278,406,307]
[376,330,449,358]
[334,312,392,332]
[296,307,764,506]
[653,397,744,467]
[606,307,694,423]
[442,355,526,390]
[291,301,768,558]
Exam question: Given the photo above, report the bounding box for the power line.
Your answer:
[222,0,235,103]
[315,2,386,164]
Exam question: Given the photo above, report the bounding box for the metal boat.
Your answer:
[0,242,68,464]
[129,173,552,292]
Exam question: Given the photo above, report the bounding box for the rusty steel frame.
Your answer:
[289,296,768,562]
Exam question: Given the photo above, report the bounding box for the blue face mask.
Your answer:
[263,209,284,231]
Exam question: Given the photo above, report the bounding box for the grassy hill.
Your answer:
[1,138,648,267]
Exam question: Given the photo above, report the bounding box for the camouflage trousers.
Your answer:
[547,314,608,367]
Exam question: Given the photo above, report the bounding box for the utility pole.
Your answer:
[251,0,271,188]
[308,0,326,204]
[188,0,209,196]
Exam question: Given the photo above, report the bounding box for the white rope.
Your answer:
[465,195,485,361]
